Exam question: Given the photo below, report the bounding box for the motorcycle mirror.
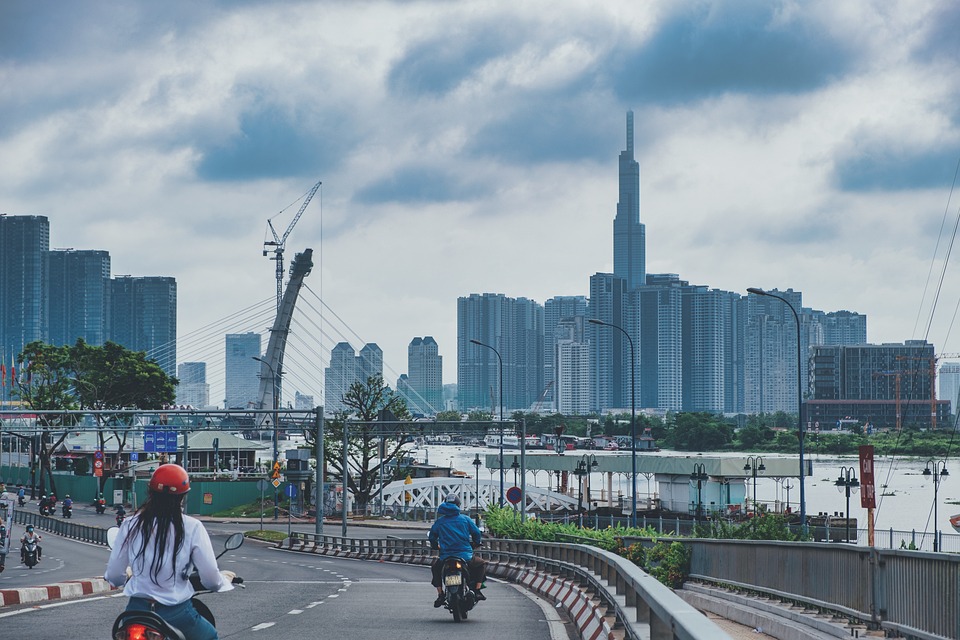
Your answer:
[224,532,244,552]
[106,526,120,549]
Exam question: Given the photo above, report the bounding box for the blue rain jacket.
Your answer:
[428,501,482,561]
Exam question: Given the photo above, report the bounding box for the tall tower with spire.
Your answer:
[613,110,645,290]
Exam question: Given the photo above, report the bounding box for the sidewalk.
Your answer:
[0,577,114,607]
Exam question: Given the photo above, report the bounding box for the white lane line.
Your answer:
[306,601,323,608]
[288,609,304,615]
[328,594,339,598]
[251,622,275,631]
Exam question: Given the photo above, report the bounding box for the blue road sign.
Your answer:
[506,486,522,504]
[143,432,156,452]
[130,452,139,461]
[285,484,298,498]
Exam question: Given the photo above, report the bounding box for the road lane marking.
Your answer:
[288,609,304,615]
[251,622,275,631]
[306,601,323,608]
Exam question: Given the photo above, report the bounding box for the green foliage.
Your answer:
[697,513,808,541]
[646,541,690,589]
[665,412,734,450]
[619,541,646,566]
[483,506,657,552]
[435,410,462,422]
[467,410,493,422]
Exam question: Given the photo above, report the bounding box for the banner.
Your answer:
[859,445,876,509]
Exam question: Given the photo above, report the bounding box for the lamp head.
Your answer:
[587,318,604,326]
[469,339,481,346]
[747,287,765,295]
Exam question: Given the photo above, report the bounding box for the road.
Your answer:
[0,503,572,639]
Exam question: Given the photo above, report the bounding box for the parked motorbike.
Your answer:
[62,503,72,519]
[21,539,38,569]
[439,556,478,622]
[108,529,244,640]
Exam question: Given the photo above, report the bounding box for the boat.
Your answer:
[483,434,540,449]
[950,513,960,533]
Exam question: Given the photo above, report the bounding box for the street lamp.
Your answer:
[573,454,598,528]
[743,456,765,514]
[472,453,482,525]
[253,356,281,520]
[587,318,637,528]
[783,479,794,514]
[747,287,806,529]
[922,459,949,552]
[834,466,860,543]
[690,463,708,524]
[470,339,505,507]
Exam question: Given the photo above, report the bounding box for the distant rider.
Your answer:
[428,493,486,607]
[0,521,7,572]
[20,524,42,563]
[63,494,73,512]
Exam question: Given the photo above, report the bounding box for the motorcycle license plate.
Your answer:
[444,574,462,587]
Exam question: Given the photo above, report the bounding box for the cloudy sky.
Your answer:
[4,0,960,402]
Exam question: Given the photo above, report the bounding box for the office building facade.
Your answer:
[613,111,646,290]
[176,361,209,408]
[0,215,49,362]
[225,333,261,410]
[47,249,111,347]
[109,276,177,376]
[406,336,443,415]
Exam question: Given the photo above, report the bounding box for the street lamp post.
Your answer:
[587,318,637,528]
[784,479,794,513]
[472,453,482,525]
[690,463,708,524]
[747,287,806,529]
[743,456,765,514]
[470,339,505,507]
[574,454,598,528]
[834,466,860,543]
[922,459,949,552]
[253,356,281,520]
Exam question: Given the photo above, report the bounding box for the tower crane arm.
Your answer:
[279,180,321,247]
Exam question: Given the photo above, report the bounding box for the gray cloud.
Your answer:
[607,1,856,105]
[834,146,960,192]
[354,165,485,205]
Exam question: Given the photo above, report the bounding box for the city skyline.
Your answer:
[4,2,960,390]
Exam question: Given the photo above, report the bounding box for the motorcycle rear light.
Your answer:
[115,623,164,640]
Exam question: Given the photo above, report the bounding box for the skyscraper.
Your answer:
[47,249,111,347]
[324,342,383,413]
[406,336,443,415]
[637,274,684,411]
[745,288,803,414]
[613,111,645,291]
[225,333,261,410]
[176,361,209,408]
[588,273,627,412]
[555,316,590,415]
[109,276,177,376]
[544,296,588,409]
[0,215,49,361]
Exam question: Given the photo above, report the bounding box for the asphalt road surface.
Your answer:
[0,504,572,640]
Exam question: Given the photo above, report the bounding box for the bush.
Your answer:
[646,541,690,589]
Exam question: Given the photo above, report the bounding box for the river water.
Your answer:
[411,444,959,538]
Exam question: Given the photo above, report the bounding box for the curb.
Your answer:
[0,577,115,607]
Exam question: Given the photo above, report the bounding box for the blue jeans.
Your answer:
[126,597,218,640]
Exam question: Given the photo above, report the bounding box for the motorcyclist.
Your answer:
[20,524,42,563]
[17,486,25,507]
[428,493,486,608]
[105,464,235,640]
[115,503,127,524]
[0,521,7,572]
[38,494,49,515]
[62,494,73,515]
[95,494,107,514]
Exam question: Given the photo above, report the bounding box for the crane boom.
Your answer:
[263,180,321,310]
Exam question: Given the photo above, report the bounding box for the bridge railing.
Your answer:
[285,531,732,640]
[620,535,959,640]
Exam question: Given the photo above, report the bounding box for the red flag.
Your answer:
[10,366,14,384]
[0,363,5,387]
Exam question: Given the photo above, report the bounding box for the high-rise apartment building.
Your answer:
[324,342,383,413]
[745,288,803,414]
[109,276,177,376]
[939,362,960,415]
[555,316,590,415]
[0,215,49,361]
[636,274,684,411]
[457,293,544,413]
[176,361,209,408]
[544,296,587,409]
[820,310,867,346]
[682,285,727,413]
[406,336,443,415]
[589,273,628,412]
[224,333,261,410]
[47,249,111,347]
[613,111,645,291]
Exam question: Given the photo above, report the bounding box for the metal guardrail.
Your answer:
[619,536,959,640]
[284,532,732,640]
[13,510,109,546]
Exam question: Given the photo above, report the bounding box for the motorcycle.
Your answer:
[95,499,106,514]
[39,502,53,516]
[439,556,478,622]
[62,503,72,519]
[21,539,39,569]
[115,511,125,526]
[109,529,244,640]
[17,495,25,507]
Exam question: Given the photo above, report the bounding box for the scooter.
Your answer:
[94,499,106,514]
[115,511,125,526]
[21,539,39,569]
[61,503,72,519]
[17,495,25,508]
[439,556,478,622]
[109,529,244,640]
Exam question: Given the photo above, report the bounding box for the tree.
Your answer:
[10,340,176,497]
[436,410,462,423]
[309,375,412,513]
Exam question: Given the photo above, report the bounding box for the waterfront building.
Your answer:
[682,285,728,413]
[109,276,177,376]
[745,288,803,414]
[555,316,590,415]
[588,273,628,413]
[939,362,960,416]
[224,333,261,410]
[405,336,443,415]
[636,274,684,412]
[176,361,209,408]
[47,249,111,347]
[0,215,48,361]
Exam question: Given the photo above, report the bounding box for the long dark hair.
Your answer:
[129,490,187,584]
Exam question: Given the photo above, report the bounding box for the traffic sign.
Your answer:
[94,450,104,460]
[257,479,269,491]
[271,478,281,488]
[285,484,298,498]
[130,452,139,461]
[506,486,522,505]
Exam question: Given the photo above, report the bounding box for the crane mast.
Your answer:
[263,180,322,311]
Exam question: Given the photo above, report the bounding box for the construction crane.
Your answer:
[532,380,555,414]
[896,355,942,430]
[263,180,321,311]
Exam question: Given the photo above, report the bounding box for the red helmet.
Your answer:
[148,464,190,494]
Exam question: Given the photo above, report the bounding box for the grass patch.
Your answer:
[210,499,289,518]
[245,529,287,542]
